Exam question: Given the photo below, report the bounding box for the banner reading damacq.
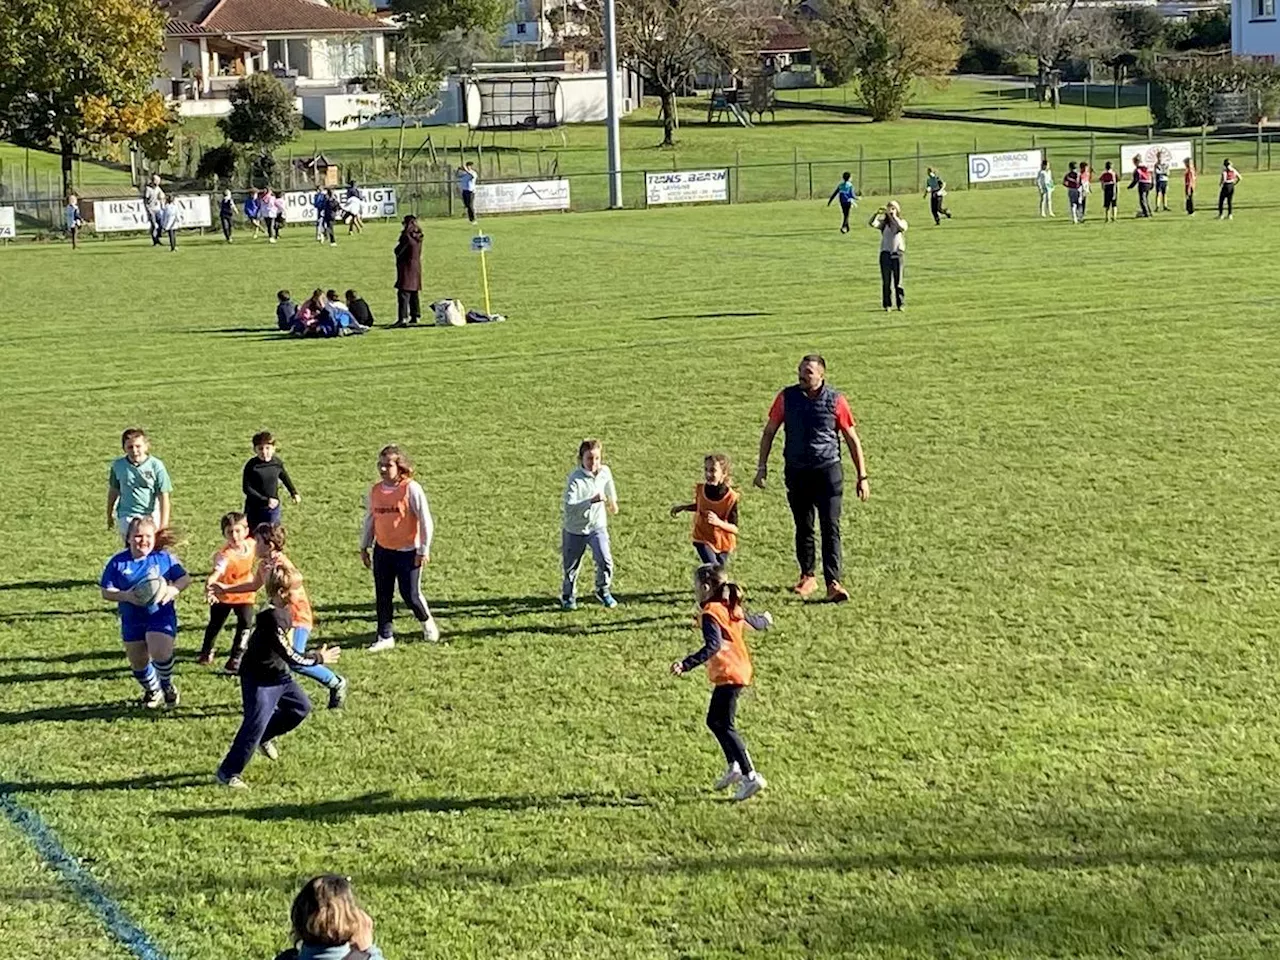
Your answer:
[475,179,570,215]
[92,195,212,232]
[1119,141,1193,170]
[0,206,14,239]
[645,169,729,206]
[967,150,1044,185]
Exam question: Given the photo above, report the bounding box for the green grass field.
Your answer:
[2,173,1280,959]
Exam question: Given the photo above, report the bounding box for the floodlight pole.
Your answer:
[602,0,624,209]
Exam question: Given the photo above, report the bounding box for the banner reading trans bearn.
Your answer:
[967,150,1044,185]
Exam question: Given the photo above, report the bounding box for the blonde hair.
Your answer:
[266,556,303,606]
[127,516,180,552]
[378,444,415,481]
[290,875,365,947]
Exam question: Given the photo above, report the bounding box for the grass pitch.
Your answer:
[2,178,1280,959]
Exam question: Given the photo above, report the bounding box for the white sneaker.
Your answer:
[216,770,248,789]
[714,763,743,791]
[423,617,441,643]
[258,740,279,761]
[368,636,396,652]
[732,772,767,802]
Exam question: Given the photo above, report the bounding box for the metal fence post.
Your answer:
[915,140,921,192]
[808,161,813,199]
[733,149,740,202]
[858,145,864,193]
[888,158,893,195]
[1257,123,1263,170]
[793,146,798,200]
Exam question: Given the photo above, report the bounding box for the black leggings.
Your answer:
[220,215,233,241]
[1219,183,1235,216]
[878,250,904,309]
[373,544,431,639]
[462,190,476,223]
[707,685,752,774]
[202,603,253,657]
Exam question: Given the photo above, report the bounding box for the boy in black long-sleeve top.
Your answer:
[243,431,300,529]
[345,289,376,327]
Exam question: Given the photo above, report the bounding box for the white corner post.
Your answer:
[602,0,623,209]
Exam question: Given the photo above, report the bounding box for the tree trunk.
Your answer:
[60,135,74,200]
[397,120,406,177]
[660,90,677,147]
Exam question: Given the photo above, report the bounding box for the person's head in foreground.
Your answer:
[797,354,826,394]
[288,874,380,958]
[578,438,602,474]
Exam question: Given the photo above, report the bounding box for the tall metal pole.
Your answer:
[602,0,623,208]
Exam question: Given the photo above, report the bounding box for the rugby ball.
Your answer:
[132,573,167,609]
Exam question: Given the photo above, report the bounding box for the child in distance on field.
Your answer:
[1099,161,1119,222]
[1035,159,1055,217]
[458,162,478,223]
[671,564,772,802]
[670,454,739,567]
[1063,161,1082,224]
[159,196,180,251]
[1078,162,1091,219]
[827,171,857,233]
[1128,155,1153,218]
[65,194,84,249]
[345,289,376,327]
[215,559,342,789]
[276,290,298,331]
[561,438,618,611]
[245,191,263,238]
[107,428,173,541]
[243,431,300,530]
[1218,158,1241,219]
[199,512,256,669]
[1184,157,1197,215]
[1153,155,1171,212]
[361,445,439,651]
[922,167,952,225]
[99,518,191,709]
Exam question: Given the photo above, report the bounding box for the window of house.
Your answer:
[517,22,528,34]
[267,39,287,72]
[1254,0,1275,19]
[287,39,311,76]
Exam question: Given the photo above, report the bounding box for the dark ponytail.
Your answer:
[694,564,745,619]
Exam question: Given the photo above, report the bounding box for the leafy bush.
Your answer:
[957,39,1006,74]
[196,143,238,184]
[1150,58,1280,127]
[1174,6,1230,51]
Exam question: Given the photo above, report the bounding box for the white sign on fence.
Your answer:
[645,169,729,205]
[474,179,570,215]
[0,206,14,239]
[1120,141,1193,169]
[92,195,212,233]
[967,149,1044,184]
[285,187,398,222]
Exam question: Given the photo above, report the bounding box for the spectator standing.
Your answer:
[1218,159,1240,219]
[143,174,165,246]
[458,162,478,223]
[393,215,424,327]
[754,355,870,603]
[869,201,907,312]
[65,194,84,249]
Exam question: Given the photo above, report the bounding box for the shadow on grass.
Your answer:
[2,771,211,794]
[315,591,690,624]
[640,311,773,321]
[0,666,123,686]
[0,649,121,666]
[318,613,676,648]
[0,578,98,591]
[0,700,240,725]
[0,609,113,625]
[166,789,654,822]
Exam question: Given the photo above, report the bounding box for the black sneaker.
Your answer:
[223,656,241,676]
[163,685,180,709]
[328,676,349,710]
[140,688,164,709]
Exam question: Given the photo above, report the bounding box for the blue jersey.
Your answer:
[836,181,856,201]
[100,549,186,640]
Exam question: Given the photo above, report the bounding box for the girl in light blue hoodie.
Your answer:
[274,875,385,960]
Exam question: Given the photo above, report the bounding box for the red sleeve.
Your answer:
[766,392,785,426]
[834,394,856,430]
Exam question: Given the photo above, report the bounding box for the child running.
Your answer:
[215,561,341,789]
[671,564,773,802]
[99,518,191,709]
[1099,161,1119,222]
[361,445,439,651]
[670,454,739,566]
[211,523,347,706]
[826,172,857,233]
[200,512,256,668]
[243,431,300,530]
[561,438,618,610]
[1035,159,1054,218]
[922,167,952,225]
[107,428,173,541]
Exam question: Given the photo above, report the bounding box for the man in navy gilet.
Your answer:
[754,354,870,602]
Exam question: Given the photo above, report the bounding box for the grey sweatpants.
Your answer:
[561,528,613,599]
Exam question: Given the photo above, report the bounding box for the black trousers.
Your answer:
[462,190,476,222]
[202,602,253,657]
[396,289,421,324]
[839,198,851,232]
[1136,184,1152,217]
[373,544,431,639]
[1186,189,1195,214]
[784,463,844,584]
[707,684,753,774]
[323,219,336,244]
[878,250,905,309]
[929,193,948,224]
[1219,183,1235,215]
[220,215,233,241]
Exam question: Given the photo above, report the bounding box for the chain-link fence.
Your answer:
[4,129,1278,236]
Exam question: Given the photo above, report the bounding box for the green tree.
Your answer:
[391,0,508,43]
[368,70,444,174]
[0,0,171,196]
[814,0,963,121]
[1113,5,1165,51]
[218,73,300,179]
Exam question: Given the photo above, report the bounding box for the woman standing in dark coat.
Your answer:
[392,215,424,327]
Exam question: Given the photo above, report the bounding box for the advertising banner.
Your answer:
[93,195,211,232]
[0,207,14,239]
[645,169,730,205]
[967,150,1044,184]
[474,179,570,214]
[1120,141,1193,169]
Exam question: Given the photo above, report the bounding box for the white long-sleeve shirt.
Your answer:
[562,465,616,534]
[360,479,434,556]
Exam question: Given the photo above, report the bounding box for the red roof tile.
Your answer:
[201,0,395,34]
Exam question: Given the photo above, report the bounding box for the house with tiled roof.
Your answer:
[156,0,399,124]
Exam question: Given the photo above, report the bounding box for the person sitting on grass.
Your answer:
[326,290,369,335]
[345,289,375,327]
[277,290,298,331]
[275,875,384,960]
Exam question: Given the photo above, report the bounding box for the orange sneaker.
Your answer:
[793,575,818,598]
[826,582,850,604]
